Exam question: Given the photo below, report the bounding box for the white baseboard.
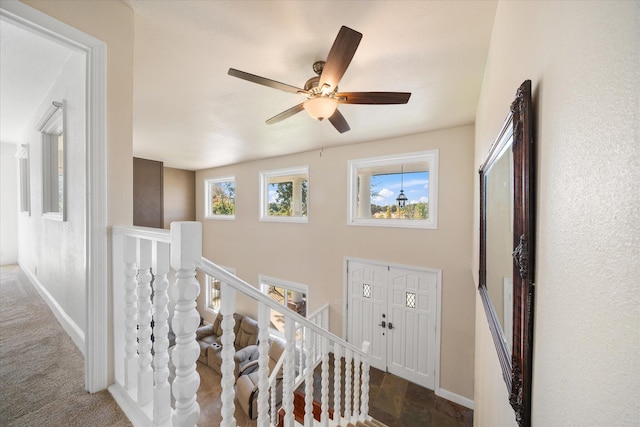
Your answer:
[108,383,157,427]
[436,387,474,410]
[19,262,85,355]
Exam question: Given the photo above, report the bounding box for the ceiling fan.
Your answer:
[228,26,411,133]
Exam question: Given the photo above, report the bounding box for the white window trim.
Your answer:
[204,266,235,315]
[204,176,235,220]
[347,150,439,229]
[38,101,65,221]
[15,144,30,215]
[259,165,309,223]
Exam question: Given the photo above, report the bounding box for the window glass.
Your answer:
[260,166,309,223]
[204,266,235,314]
[38,101,65,221]
[259,275,308,335]
[348,151,438,229]
[204,176,235,219]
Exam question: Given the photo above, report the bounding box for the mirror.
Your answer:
[479,80,535,427]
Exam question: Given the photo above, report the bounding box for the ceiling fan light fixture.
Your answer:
[303,96,338,120]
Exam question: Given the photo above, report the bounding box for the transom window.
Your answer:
[259,275,308,335]
[260,166,308,223]
[204,176,235,219]
[347,151,438,229]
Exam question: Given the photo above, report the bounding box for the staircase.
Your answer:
[279,391,389,427]
[110,222,375,427]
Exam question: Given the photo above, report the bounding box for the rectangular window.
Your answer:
[259,275,308,335]
[38,101,65,221]
[204,266,235,314]
[260,166,309,223]
[347,150,438,229]
[15,144,30,214]
[204,176,235,219]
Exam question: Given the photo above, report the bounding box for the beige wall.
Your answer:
[473,1,639,426]
[196,125,476,400]
[24,0,134,228]
[164,166,195,229]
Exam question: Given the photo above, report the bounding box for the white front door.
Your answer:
[347,260,388,370]
[347,259,439,390]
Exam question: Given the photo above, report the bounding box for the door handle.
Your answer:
[388,322,394,330]
[378,321,386,328]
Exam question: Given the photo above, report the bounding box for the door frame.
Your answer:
[1,2,108,392]
[343,257,442,393]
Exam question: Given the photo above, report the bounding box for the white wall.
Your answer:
[0,142,19,265]
[196,124,477,402]
[18,50,87,333]
[473,1,640,426]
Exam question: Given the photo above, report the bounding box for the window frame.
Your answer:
[259,275,309,336]
[347,150,438,229]
[204,266,235,315]
[259,165,309,223]
[38,101,66,221]
[16,144,30,215]
[204,176,236,220]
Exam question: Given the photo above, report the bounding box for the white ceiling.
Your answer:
[128,0,497,170]
[0,19,73,145]
[1,1,498,171]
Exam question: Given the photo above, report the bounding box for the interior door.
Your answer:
[387,266,437,389]
[347,260,438,390]
[347,260,388,371]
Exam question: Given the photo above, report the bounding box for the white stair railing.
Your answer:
[111,222,371,427]
[111,222,202,427]
[198,258,372,427]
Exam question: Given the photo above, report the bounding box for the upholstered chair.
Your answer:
[235,337,286,419]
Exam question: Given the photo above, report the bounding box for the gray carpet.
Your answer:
[0,264,131,427]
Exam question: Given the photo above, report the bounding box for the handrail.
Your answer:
[198,257,367,359]
[112,225,171,243]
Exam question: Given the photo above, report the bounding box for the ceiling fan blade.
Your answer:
[318,26,362,90]
[228,68,306,94]
[336,92,411,104]
[328,109,350,133]
[266,103,305,125]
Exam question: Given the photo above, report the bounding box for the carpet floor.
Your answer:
[0,264,131,427]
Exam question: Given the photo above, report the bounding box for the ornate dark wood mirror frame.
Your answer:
[479,80,535,427]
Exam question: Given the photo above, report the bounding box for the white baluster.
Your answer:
[152,241,171,424]
[137,238,154,406]
[298,322,304,383]
[123,236,138,390]
[282,316,295,427]
[359,342,371,420]
[321,336,329,426]
[353,351,361,420]
[170,222,202,427]
[333,344,342,421]
[257,303,271,427]
[270,381,277,427]
[304,328,314,426]
[219,282,237,427]
[344,348,352,425]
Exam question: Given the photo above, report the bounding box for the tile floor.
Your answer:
[367,366,473,427]
[197,357,473,426]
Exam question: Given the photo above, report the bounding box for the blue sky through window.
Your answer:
[370,171,429,206]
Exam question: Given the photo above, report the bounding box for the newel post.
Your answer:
[170,222,202,427]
